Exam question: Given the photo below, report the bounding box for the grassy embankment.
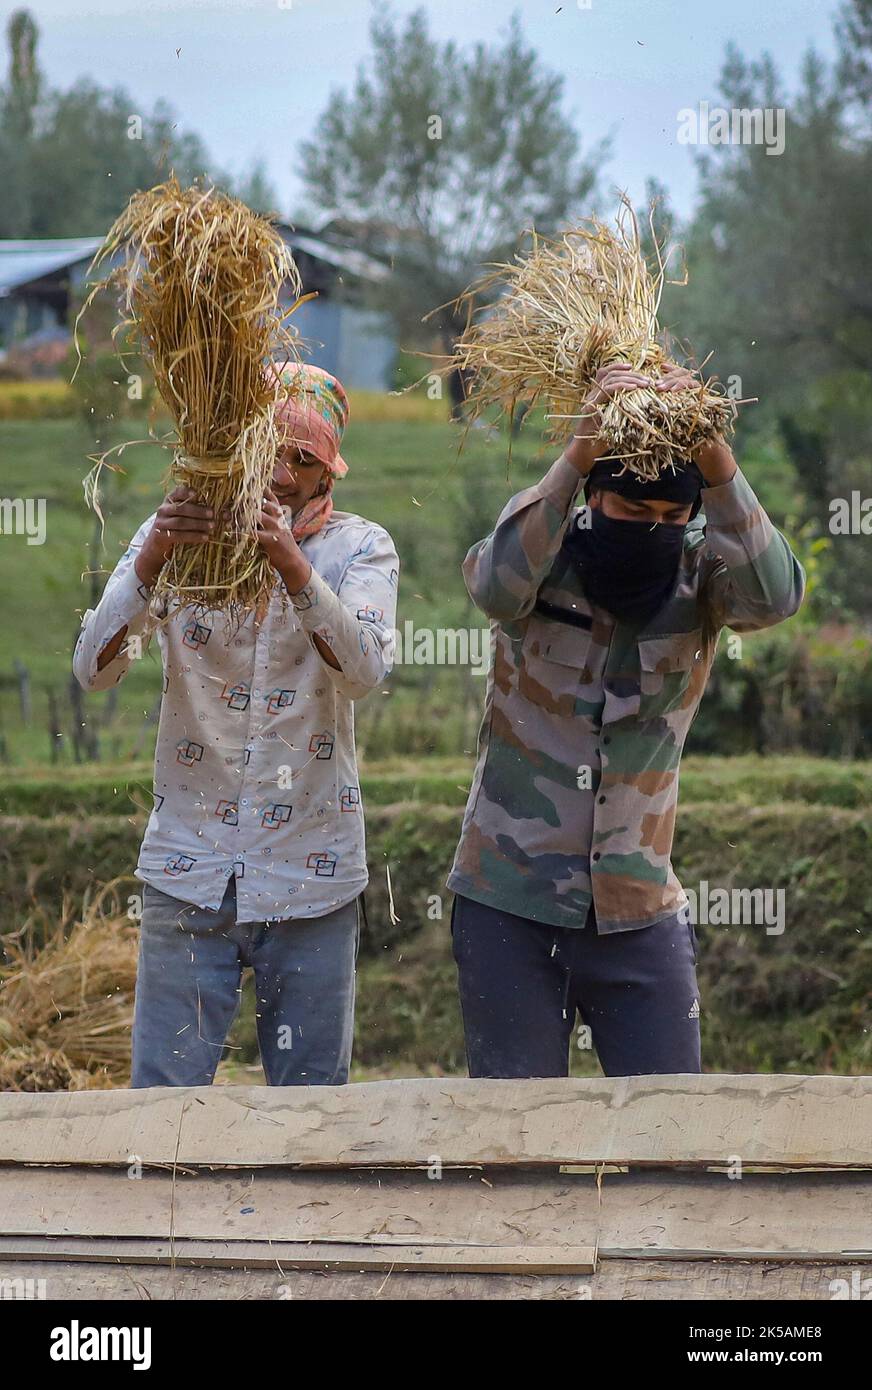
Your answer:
[1,755,870,1079]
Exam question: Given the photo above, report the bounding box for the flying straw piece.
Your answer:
[446,196,738,479]
[80,177,305,619]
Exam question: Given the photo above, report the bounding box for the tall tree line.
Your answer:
[0,9,277,239]
[661,0,872,616]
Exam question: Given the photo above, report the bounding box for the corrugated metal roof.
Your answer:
[0,231,388,299]
[283,232,388,283]
[0,239,102,296]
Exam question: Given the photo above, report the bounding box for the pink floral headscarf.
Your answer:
[272,361,350,540]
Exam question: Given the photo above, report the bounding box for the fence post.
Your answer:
[13,660,31,725]
[47,687,62,764]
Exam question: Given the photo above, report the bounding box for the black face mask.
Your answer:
[566,509,687,627]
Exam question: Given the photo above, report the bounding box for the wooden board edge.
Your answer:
[0,1237,597,1275]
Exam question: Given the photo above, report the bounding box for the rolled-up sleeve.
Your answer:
[73,516,157,691]
[289,523,399,700]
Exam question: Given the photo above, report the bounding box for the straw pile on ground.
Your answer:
[449,198,737,478]
[83,177,303,618]
[0,883,137,1091]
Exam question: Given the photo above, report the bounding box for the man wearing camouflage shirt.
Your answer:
[448,362,805,1078]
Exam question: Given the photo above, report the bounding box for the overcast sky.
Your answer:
[23,0,840,222]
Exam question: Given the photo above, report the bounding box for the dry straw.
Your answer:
[0,882,138,1091]
[447,197,738,478]
[81,177,305,618]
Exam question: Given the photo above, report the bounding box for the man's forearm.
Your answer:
[95,541,166,672]
[694,437,738,486]
[563,409,605,476]
[276,551,312,597]
[276,555,344,671]
[701,465,805,628]
[134,539,167,590]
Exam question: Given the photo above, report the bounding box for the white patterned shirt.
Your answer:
[74,509,399,922]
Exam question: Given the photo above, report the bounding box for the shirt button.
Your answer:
[598,795,606,804]
[241,798,249,806]
[603,736,611,745]
[592,852,601,862]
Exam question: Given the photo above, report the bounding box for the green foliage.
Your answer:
[0,11,252,239]
[66,342,150,449]
[0,83,212,238]
[690,622,872,759]
[233,159,279,216]
[393,350,428,391]
[299,8,606,351]
[662,10,872,614]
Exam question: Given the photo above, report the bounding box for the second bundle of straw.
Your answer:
[449,198,737,478]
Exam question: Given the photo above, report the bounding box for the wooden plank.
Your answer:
[4,1165,872,1260]
[0,1257,860,1301]
[0,1235,596,1274]
[2,1075,872,1169]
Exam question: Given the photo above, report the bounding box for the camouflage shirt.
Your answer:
[447,454,805,933]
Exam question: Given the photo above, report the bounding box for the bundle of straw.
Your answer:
[83,177,304,617]
[0,883,138,1091]
[448,197,737,479]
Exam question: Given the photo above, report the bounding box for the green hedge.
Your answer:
[690,625,872,760]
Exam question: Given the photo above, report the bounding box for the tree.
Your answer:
[0,11,223,238]
[299,8,606,414]
[1,9,40,233]
[665,25,872,616]
[836,0,872,112]
[235,159,280,216]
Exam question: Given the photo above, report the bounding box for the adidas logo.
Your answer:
[687,998,700,1019]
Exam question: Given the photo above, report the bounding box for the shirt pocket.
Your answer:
[638,630,706,719]
[518,613,596,718]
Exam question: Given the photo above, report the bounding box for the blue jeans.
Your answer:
[131,876,360,1087]
[451,894,702,1078]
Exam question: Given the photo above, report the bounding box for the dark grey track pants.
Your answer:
[451,894,702,1078]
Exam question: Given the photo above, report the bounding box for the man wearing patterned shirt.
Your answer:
[448,362,805,1079]
[74,365,398,1088]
